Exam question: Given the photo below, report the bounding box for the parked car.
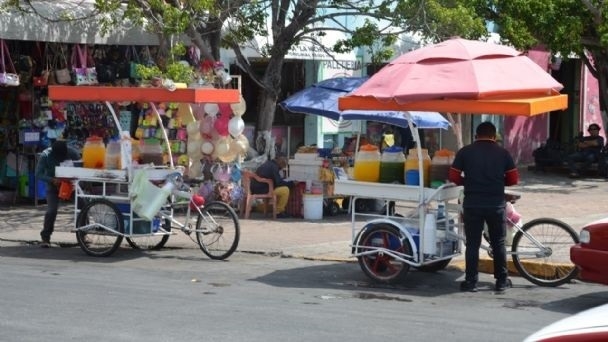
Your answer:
[570,218,608,285]
[524,303,608,341]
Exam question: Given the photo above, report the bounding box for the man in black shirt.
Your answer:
[449,122,519,293]
[566,123,604,178]
[251,156,294,218]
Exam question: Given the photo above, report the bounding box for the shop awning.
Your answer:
[48,86,240,104]
[0,0,168,45]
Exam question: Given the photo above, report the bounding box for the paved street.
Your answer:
[0,167,605,268]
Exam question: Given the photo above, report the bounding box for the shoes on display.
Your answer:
[460,280,478,292]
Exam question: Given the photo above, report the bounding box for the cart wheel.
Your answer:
[125,218,170,250]
[75,199,124,257]
[357,225,411,284]
[415,259,452,272]
[196,201,240,260]
[324,201,340,216]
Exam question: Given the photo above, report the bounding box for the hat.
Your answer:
[588,123,601,131]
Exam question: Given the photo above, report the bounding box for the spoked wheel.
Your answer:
[195,201,240,260]
[511,218,579,287]
[356,225,411,284]
[125,218,170,250]
[76,199,124,257]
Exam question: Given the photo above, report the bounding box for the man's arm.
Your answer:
[35,155,52,184]
[448,167,464,185]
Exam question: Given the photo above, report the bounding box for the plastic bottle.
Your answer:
[82,136,106,169]
[353,144,381,182]
[430,149,454,184]
[379,146,406,183]
[104,138,121,170]
[405,148,431,186]
[423,213,437,255]
[140,138,164,165]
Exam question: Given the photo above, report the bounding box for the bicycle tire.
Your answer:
[125,218,170,250]
[511,218,579,287]
[356,224,411,284]
[195,201,240,260]
[75,199,124,257]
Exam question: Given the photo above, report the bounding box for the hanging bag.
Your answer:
[33,43,49,87]
[54,44,71,84]
[0,39,20,87]
[71,45,98,85]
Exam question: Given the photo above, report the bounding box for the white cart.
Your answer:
[335,179,463,283]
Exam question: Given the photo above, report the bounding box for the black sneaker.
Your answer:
[495,278,512,293]
[460,281,478,292]
[39,241,51,248]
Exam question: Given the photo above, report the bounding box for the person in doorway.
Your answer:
[448,122,519,293]
[251,155,294,219]
[566,123,604,178]
[35,140,81,247]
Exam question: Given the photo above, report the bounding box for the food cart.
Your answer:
[332,112,463,284]
[48,85,241,258]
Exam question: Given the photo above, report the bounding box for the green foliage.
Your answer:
[135,43,194,83]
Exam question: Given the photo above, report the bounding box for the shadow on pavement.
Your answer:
[0,243,144,263]
[540,289,608,315]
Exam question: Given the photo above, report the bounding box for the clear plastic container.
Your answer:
[104,138,121,170]
[379,146,405,183]
[140,138,164,165]
[405,148,431,186]
[82,136,106,169]
[353,144,381,182]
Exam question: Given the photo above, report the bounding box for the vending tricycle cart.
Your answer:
[50,85,242,258]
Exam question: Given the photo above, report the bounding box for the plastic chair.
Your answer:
[240,170,277,219]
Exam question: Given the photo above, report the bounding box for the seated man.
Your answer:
[567,123,604,178]
[251,156,294,218]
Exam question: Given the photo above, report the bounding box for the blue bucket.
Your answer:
[405,170,420,185]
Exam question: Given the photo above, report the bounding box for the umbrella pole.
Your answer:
[407,113,426,263]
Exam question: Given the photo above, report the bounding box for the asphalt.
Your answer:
[1,167,606,276]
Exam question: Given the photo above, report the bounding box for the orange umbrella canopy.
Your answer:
[338,37,568,116]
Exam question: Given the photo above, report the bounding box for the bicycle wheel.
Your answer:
[125,218,170,250]
[75,199,124,257]
[357,225,411,284]
[512,218,579,287]
[195,201,240,260]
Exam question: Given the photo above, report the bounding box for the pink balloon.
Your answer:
[200,115,214,135]
[214,116,230,136]
[218,103,232,116]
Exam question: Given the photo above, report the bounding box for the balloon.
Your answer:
[218,151,237,163]
[186,121,200,136]
[201,141,214,155]
[230,96,246,116]
[187,140,202,154]
[204,103,219,117]
[228,117,245,137]
[218,103,232,116]
[235,134,250,153]
[200,116,214,135]
[214,137,231,157]
[214,116,230,136]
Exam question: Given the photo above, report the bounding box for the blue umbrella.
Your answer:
[280,76,450,129]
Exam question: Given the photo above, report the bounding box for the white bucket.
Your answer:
[303,194,323,220]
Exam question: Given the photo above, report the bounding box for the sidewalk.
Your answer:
[1,168,606,273]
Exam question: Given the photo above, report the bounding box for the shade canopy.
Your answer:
[338,38,568,116]
[281,76,449,129]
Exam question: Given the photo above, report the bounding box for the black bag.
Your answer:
[95,63,117,83]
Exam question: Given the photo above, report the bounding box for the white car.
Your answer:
[524,303,608,341]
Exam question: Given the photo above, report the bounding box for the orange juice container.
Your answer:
[82,136,106,169]
[353,144,381,182]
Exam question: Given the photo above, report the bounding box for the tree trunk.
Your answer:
[254,57,284,157]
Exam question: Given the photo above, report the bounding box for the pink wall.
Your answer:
[582,67,603,135]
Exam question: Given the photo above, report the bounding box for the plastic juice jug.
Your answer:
[379,146,406,183]
[405,148,431,186]
[104,138,121,170]
[82,136,106,169]
[353,144,381,182]
[140,138,164,165]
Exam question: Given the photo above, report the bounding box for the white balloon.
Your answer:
[201,141,214,155]
[230,96,246,116]
[204,103,219,117]
[228,117,245,137]
[186,121,200,136]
